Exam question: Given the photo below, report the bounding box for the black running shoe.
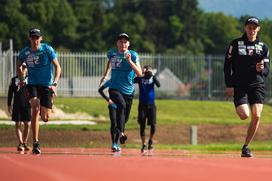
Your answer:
[148,140,153,150]
[241,146,253,157]
[32,141,41,154]
[141,144,147,153]
[23,143,31,151]
[120,134,127,144]
[17,143,24,151]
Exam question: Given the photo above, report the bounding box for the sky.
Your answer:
[198,0,272,19]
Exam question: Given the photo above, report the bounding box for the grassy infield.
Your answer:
[52,98,272,152]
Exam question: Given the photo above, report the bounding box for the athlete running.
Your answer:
[17,28,61,154]
[99,33,142,145]
[224,17,270,157]
[134,65,160,154]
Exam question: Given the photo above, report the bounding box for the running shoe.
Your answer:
[241,146,253,157]
[23,143,31,151]
[141,144,147,153]
[111,143,121,152]
[111,143,118,152]
[115,144,121,152]
[148,140,153,150]
[32,141,41,154]
[17,143,24,151]
[120,134,127,144]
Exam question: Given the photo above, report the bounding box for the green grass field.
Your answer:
[52,98,272,151]
[54,97,272,125]
[2,98,272,151]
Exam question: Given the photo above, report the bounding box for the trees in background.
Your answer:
[1,0,272,55]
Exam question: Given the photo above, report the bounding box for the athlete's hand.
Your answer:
[8,106,12,114]
[49,85,57,98]
[108,99,114,105]
[17,80,26,92]
[256,60,264,72]
[125,52,132,62]
[108,99,117,109]
[225,88,234,98]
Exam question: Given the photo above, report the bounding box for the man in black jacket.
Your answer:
[224,17,270,157]
[7,63,31,152]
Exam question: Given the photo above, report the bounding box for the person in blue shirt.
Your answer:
[134,65,160,153]
[99,33,142,145]
[17,28,61,154]
[98,80,121,152]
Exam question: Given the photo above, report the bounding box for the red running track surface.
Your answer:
[1,147,272,181]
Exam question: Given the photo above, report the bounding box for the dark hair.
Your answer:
[143,65,153,79]
[143,65,152,70]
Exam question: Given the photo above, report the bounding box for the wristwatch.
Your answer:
[51,82,57,87]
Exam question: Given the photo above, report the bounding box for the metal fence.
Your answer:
[1,49,272,100]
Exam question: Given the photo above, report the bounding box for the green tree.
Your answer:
[20,0,78,50]
[0,0,31,49]
[68,0,106,51]
[201,12,241,54]
[101,0,149,52]
[135,0,204,54]
[48,0,78,49]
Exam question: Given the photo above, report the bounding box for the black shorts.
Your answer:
[12,106,31,122]
[138,103,156,126]
[27,85,53,109]
[234,86,265,107]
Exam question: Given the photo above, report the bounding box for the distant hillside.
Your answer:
[198,0,272,19]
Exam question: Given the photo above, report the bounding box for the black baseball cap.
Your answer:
[117,33,129,40]
[29,28,41,37]
[245,17,260,26]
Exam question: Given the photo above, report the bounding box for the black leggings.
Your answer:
[108,105,119,143]
[140,124,156,137]
[138,103,156,137]
[109,89,133,134]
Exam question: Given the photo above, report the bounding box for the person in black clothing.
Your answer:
[224,17,270,157]
[7,63,31,152]
[98,79,121,152]
[134,65,160,153]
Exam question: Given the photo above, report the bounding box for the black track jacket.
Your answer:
[224,33,270,88]
[7,76,30,108]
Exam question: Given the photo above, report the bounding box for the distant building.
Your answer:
[58,68,192,98]
[157,68,191,97]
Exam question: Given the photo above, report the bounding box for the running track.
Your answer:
[1,147,272,181]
